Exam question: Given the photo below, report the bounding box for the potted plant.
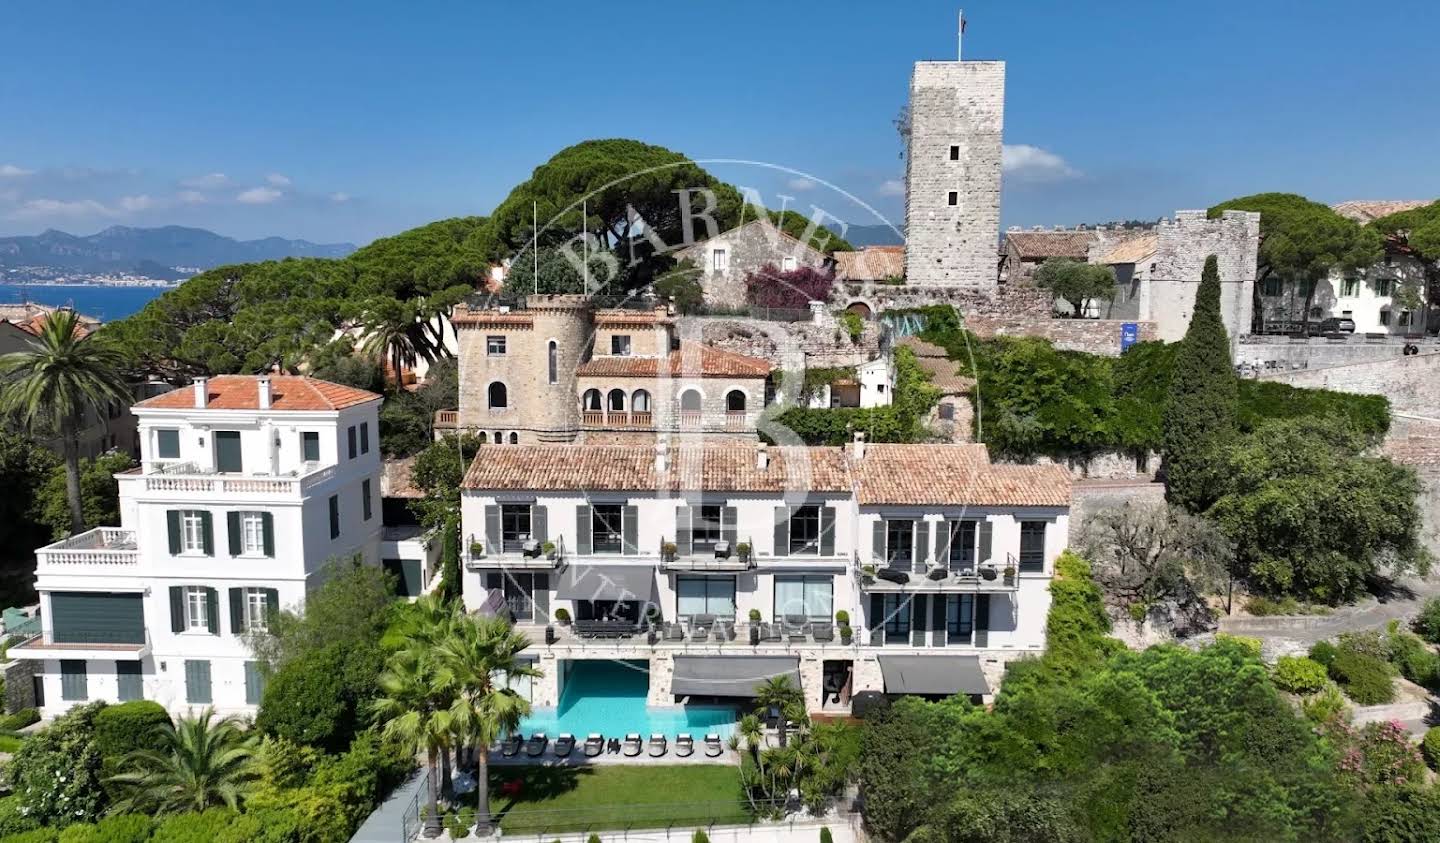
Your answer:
[835,610,849,626]
[543,540,556,559]
[748,608,762,623]
[840,624,853,644]
[1003,565,1017,585]
[469,540,484,559]
[860,564,876,584]
[737,542,752,563]
[554,607,572,626]
[645,605,660,627]
[662,541,678,563]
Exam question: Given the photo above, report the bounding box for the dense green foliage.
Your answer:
[53,814,152,843]
[1272,655,1330,694]
[769,347,938,445]
[94,701,171,788]
[1411,597,1440,644]
[7,702,108,828]
[34,450,134,540]
[1423,727,1440,769]
[0,432,58,555]
[107,711,258,815]
[653,259,705,313]
[1162,256,1238,511]
[1033,257,1116,317]
[1370,200,1440,305]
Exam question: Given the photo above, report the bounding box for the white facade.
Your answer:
[805,357,895,409]
[13,376,384,718]
[1259,256,1433,335]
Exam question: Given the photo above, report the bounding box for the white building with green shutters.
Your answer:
[11,375,385,717]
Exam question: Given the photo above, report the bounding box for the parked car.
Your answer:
[1317,317,1356,334]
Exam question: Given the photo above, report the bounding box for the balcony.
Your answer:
[8,629,151,661]
[580,411,655,429]
[512,617,858,652]
[434,409,459,430]
[465,535,566,570]
[855,553,1022,594]
[658,536,755,572]
[35,528,139,571]
[123,460,338,500]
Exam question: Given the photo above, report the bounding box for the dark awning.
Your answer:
[671,655,801,697]
[553,565,656,602]
[879,654,989,696]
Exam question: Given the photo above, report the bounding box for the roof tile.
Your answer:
[134,375,381,412]
[575,343,770,379]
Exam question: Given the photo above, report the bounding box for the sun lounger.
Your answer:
[500,734,522,757]
[648,733,668,757]
[675,734,694,757]
[554,733,575,757]
[583,733,604,757]
[623,733,643,756]
[524,733,548,757]
[704,734,723,757]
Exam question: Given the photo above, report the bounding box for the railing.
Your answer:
[724,411,748,430]
[581,410,657,429]
[581,410,605,425]
[535,619,857,651]
[37,527,138,567]
[853,551,1022,591]
[9,629,151,653]
[130,461,339,497]
[678,410,703,429]
[434,409,459,428]
[629,410,653,427]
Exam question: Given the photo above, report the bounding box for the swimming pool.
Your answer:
[519,659,738,739]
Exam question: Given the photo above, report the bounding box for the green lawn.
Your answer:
[0,735,24,753]
[487,766,751,834]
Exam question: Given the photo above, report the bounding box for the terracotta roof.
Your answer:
[1095,233,1158,266]
[450,309,535,327]
[834,246,905,282]
[133,375,381,412]
[575,343,771,379]
[463,442,1070,507]
[898,336,951,359]
[593,309,672,325]
[1004,231,1095,260]
[914,356,975,394]
[382,456,423,498]
[1332,200,1433,224]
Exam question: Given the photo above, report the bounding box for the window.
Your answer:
[692,505,724,551]
[184,660,212,705]
[1262,277,1283,297]
[947,520,978,569]
[677,576,736,619]
[488,382,508,409]
[362,479,373,521]
[583,389,601,412]
[790,505,821,554]
[591,504,623,554]
[244,588,271,632]
[946,594,975,641]
[885,519,914,567]
[547,341,558,384]
[301,431,320,462]
[1400,310,1414,328]
[508,432,518,444]
[238,511,266,555]
[1380,309,1392,327]
[712,248,729,272]
[1298,279,1317,300]
[949,145,960,160]
[360,422,370,455]
[774,576,832,621]
[939,402,955,421]
[486,335,507,356]
[245,661,266,706]
[947,191,958,206]
[631,390,651,412]
[1341,277,1360,297]
[679,389,702,412]
[156,429,180,459]
[181,510,206,553]
[347,426,357,459]
[882,594,911,637]
[501,504,532,552]
[1376,278,1395,297]
[215,430,242,473]
[782,256,797,272]
[610,335,632,356]
[60,660,87,701]
[116,661,142,702]
[1019,521,1047,572]
[185,586,210,631]
[725,390,746,412]
[607,389,626,412]
[328,495,340,539]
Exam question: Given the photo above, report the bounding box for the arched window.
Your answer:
[725,390,746,412]
[631,389,652,412]
[583,389,602,411]
[488,381,508,409]
[476,431,489,444]
[508,432,519,445]
[547,341,558,385]
[493,431,503,443]
[607,389,626,412]
[679,389,703,412]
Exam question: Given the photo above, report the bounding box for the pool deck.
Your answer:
[488,744,741,767]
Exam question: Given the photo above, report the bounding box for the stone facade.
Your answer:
[903,61,1005,292]
[1259,350,1440,416]
[689,316,884,371]
[671,219,830,309]
[1147,210,1260,343]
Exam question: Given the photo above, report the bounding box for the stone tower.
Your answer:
[902,18,1005,292]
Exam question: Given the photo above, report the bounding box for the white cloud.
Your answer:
[179,172,229,189]
[177,190,207,204]
[0,164,33,178]
[118,194,156,212]
[6,198,119,221]
[1002,144,1080,182]
[236,186,283,205]
[878,179,905,197]
[786,177,817,192]
[265,173,291,187]
[329,192,351,203]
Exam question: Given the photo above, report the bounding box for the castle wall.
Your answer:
[1149,210,1260,343]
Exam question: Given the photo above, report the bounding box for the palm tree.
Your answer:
[359,297,436,388]
[372,644,456,837]
[753,675,805,748]
[106,709,258,815]
[435,613,539,836]
[737,713,764,758]
[0,309,132,533]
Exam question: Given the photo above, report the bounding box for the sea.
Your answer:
[0,284,172,322]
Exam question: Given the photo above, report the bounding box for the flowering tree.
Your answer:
[1331,720,1425,790]
[744,263,834,309]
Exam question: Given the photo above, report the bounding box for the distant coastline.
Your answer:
[0,283,171,321]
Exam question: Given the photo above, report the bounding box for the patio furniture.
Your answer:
[675,734,694,758]
[575,619,639,639]
[811,623,834,643]
[524,733,548,757]
[554,734,575,758]
[704,734,723,757]
[648,733,668,757]
[583,734,604,757]
[500,734,522,757]
[877,567,909,584]
[665,622,685,642]
[785,615,809,643]
[762,623,783,643]
[623,733,643,756]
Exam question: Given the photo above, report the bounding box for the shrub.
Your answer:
[256,640,384,753]
[1386,627,1440,687]
[1272,656,1328,694]
[93,700,171,762]
[839,311,863,342]
[1337,630,1390,661]
[1301,681,1351,725]
[588,835,602,843]
[8,701,107,828]
[1245,595,1301,616]
[1309,640,1338,669]
[0,709,39,731]
[834,610,849,626]
[446,809,470,839]
[655,261,704,314]
[553,607,571,623]
[150,808,237,843]
[820,827,833,843]
[56,814,152,843]
[850,691,890,721]
[0,796,39,836]
[213,807,304,843]
[691,831,710,843]
[1423,727,1440,769]
[1,831,57,843]
[744,263,834,309]
[1413,597,1440,644]
[1329,649,1396,705]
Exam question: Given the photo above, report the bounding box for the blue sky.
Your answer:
[2,0,1437,245]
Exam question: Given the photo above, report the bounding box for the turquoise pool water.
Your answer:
[519,659,737,739]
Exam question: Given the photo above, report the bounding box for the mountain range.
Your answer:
[0,226,357,280]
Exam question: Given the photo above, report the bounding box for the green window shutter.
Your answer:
[200,512,214,556]
[772,507,789,557]
[531,505,547,544]
[621,505,638,554]
[974,595,991,648]
[204,588,219,635]
[911,595,928,646]
[60,660,87,701]
[229,588,245,635]
[244,662,265,705]
[347,426,357,459]
[169,586,185,633]
[261,512,275,557]
[167,511,181,555]
[116,661,143,701]
[915,520,930,569]
[978,520,993,566]
[227,512,241,556]
[819,506,835,556]
[328,495,340,539]
[676,507,693,555]
[185,660,212,704]
[360,422,370,455]
[576,506,592,555]
[362,479,373,521]
[263,588,279,625]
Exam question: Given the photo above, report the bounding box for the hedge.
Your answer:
[1329,649,1396,705]
[1271,656,1328,694]
[55,815,151,843]
[93,700,170,763]
[150,809,237,843]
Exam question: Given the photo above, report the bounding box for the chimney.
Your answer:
[193,377,208,409]
[654,439,668,472]
[850,431,866,461]
[257,376,272,410]
[756,442,769,470]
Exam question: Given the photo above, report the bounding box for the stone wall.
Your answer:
[1028,450,1160,482]
[1068,480,1168,545]
[1259,351,1440,416]
[903,61,1004,292]
[964,313,1158,357]
[687,316,883,371]
[1236,336,1414,370]
[672,220,828,309]
[1149,210,1260,343]
[2,660,35,713]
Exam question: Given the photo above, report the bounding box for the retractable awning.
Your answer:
[553,565,656,602]
[671,655,801,697]
[878,654,989,696]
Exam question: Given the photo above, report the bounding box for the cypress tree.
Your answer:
[1162,254,1238,511]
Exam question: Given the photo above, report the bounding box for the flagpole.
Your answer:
[582,198,588,294]
[532,201,539,295]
